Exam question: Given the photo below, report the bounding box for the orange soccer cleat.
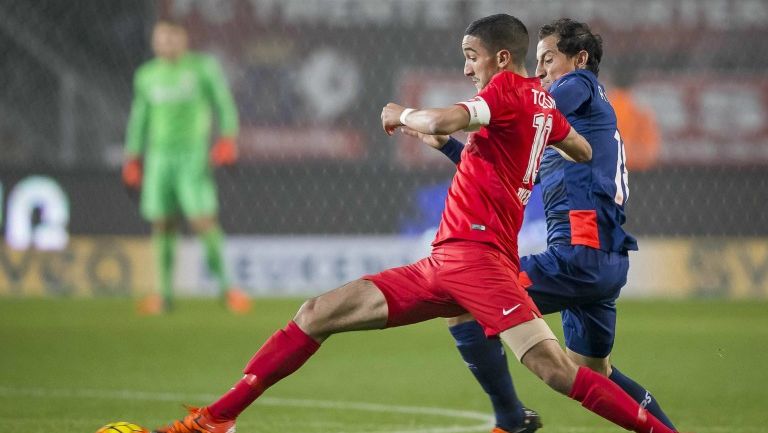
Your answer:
[153,406,235,433]
[225,288,252,314]
[137,293,169,316]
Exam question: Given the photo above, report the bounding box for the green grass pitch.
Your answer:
[1,298,766,433]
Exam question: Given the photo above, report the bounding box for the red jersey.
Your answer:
[433,71,571,263]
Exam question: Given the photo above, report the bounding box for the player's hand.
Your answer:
[211,136,238,166]
[400,126,450,150]
[381,102,406,136]
[122,157,142,189]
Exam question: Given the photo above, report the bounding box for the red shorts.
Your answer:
[363,241,541,336]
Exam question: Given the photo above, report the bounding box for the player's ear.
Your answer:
[574,50,589,70]
[497,49,512,68]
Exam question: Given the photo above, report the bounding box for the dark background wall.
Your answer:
[1,0,767,238]
[2,165,765,237]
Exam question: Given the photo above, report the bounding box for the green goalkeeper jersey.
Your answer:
[125,52,238,157]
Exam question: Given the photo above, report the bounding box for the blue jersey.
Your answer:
[539,70,637,252]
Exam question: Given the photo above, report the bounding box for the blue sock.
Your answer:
[449,321,524,430]
[609,365,676,431]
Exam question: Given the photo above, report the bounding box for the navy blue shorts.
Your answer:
[519,244,629,358]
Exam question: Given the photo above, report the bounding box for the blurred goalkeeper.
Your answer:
[122,20,250,315]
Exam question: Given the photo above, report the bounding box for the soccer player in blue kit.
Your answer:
[405,18,677,433]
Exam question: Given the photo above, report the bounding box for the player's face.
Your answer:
[462,35,501,91]
[535,35,576,91]
[152,23,188,60]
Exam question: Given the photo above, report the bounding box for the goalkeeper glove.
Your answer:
[211,137,238,166]
[122,157,142,189]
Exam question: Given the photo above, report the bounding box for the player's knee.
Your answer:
[294,298,320,330]
[567,350,611,376]
[538,360,576,394]
[586,360,611,376]
[294,297,334,340]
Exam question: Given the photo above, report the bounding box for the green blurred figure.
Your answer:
[123,20,250,314]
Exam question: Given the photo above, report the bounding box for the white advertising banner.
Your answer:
[3,235,765,298]
[173,235,768,298]
[174,235,434,296]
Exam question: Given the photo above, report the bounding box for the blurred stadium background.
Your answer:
[2,1,768,433]
[1,0,767,299]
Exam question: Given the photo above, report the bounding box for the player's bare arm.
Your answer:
[551,126,592,162]
[381,102,470,136]
[399,126,450,150]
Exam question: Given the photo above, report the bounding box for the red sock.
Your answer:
[569,366,676,433]
[207,321,320,421]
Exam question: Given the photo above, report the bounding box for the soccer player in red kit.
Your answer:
[152,14,683,433]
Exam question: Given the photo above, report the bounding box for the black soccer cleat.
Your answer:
[491,407,542,433]
[518,407,542,433]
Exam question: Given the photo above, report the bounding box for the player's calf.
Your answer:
[519,338,578,394]
[609,366,677,431]
[449,319,532,431]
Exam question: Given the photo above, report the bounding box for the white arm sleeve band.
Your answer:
[456,97,491,132]
[399,108,416,125]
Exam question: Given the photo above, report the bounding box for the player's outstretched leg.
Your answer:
[151,279,389,433]
[448,317,540,433]
[609,365,677,430]
[500,320,679,433]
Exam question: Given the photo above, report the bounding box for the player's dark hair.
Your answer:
[539,18,603,76]
[465,14,529,67]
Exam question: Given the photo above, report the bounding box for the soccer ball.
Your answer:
[95,421,149,433]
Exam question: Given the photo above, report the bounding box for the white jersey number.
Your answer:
[614,130,629,205]
[523,113,553,184]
